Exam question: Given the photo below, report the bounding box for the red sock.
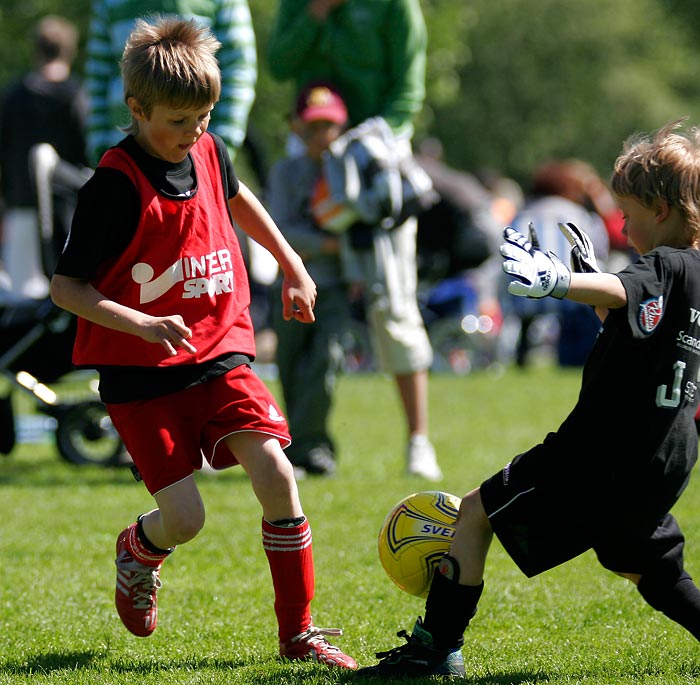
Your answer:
[262,518,314,642]
[121,522,169,568]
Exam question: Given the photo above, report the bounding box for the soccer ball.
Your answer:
[378,490,461,598]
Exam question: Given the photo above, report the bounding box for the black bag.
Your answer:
[417,196,493,280]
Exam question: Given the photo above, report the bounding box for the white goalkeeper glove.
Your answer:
[558,221,601,273]
[500,223,571,299]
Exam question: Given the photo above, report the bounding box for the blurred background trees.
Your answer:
[2,0,700,187]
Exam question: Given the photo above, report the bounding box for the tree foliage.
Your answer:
[421,0,700,184]
[2,0,700,187]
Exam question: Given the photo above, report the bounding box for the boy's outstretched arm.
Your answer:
[500,225,627,310]
[50,274,197,357]
[229,181,317,323]
[567,271,627,309]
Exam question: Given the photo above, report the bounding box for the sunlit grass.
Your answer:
[0,366,698,683]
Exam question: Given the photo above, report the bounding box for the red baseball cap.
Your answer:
[295,83,348,125]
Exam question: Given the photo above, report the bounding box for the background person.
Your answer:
[501,158,611,367]
[84,0,257,165]
[266,82,351,478]
[0,14,88,300]
[267,0,442,481]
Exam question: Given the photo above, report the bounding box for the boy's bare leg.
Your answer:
[142,476,205,548]
[114,478,206,637]
[227,433,303,520]
[449,488,493,585]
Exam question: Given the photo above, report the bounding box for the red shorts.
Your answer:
[107,364,291,495]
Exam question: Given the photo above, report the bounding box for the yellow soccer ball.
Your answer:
[378,491,461,598]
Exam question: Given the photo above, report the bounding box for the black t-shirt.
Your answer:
[541,247,700,525]
[54,133,249,403]
[0,72,88,207]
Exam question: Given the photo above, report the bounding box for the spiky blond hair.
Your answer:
[120,15,221,135]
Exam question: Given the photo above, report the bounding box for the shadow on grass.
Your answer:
[0,652,249,677]
[0,650,102,675]
[465,672,551,685]
[341,670,551,684]
[1,653,555,684]
[109,656,249,674]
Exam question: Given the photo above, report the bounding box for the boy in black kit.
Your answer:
[359,119,700,678]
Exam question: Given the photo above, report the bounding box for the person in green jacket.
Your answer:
[267,0,443,482]
[84,0,257,166]
[267,0,425,138]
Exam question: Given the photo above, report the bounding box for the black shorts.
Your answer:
[480,445,686,579]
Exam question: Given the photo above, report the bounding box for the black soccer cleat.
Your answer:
[357,617,464,678]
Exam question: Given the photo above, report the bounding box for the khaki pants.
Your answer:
[342,216,433,375]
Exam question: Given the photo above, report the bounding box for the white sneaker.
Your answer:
[406,436,443,481]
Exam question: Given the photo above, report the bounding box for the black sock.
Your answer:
[268,516,306,528]
[136,514,173,555]
[638,571,700,640]
[422,556,483,649]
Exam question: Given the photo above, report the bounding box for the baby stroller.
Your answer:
[419,273,500,376]
[0,144,127,466]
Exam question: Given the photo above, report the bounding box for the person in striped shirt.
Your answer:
[84,0,257,166]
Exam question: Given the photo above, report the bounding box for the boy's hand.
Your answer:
[139,315,197,356]
[282,270,317,323]
[558,221,601,273]
[500,223,571,299]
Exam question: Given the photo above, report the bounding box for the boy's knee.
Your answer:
[168,518,204,545]
[267,450,296,483]
[456,488,490,532]
[163,507,205,544]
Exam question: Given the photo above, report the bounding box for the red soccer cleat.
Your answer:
[114,525,163,637]
[280,624,358,669]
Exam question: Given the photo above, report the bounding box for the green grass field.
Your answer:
[1,366,699,684]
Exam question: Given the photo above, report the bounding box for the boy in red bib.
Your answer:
[50,15,356,669]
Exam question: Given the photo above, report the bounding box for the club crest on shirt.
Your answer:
[638,295,664,334]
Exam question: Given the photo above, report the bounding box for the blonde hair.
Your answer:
[120,15,222,136]
[611,119,700,241]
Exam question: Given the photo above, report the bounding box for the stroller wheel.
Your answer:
[53,400,126,466]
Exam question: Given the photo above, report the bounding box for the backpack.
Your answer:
[321,117,438,232]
